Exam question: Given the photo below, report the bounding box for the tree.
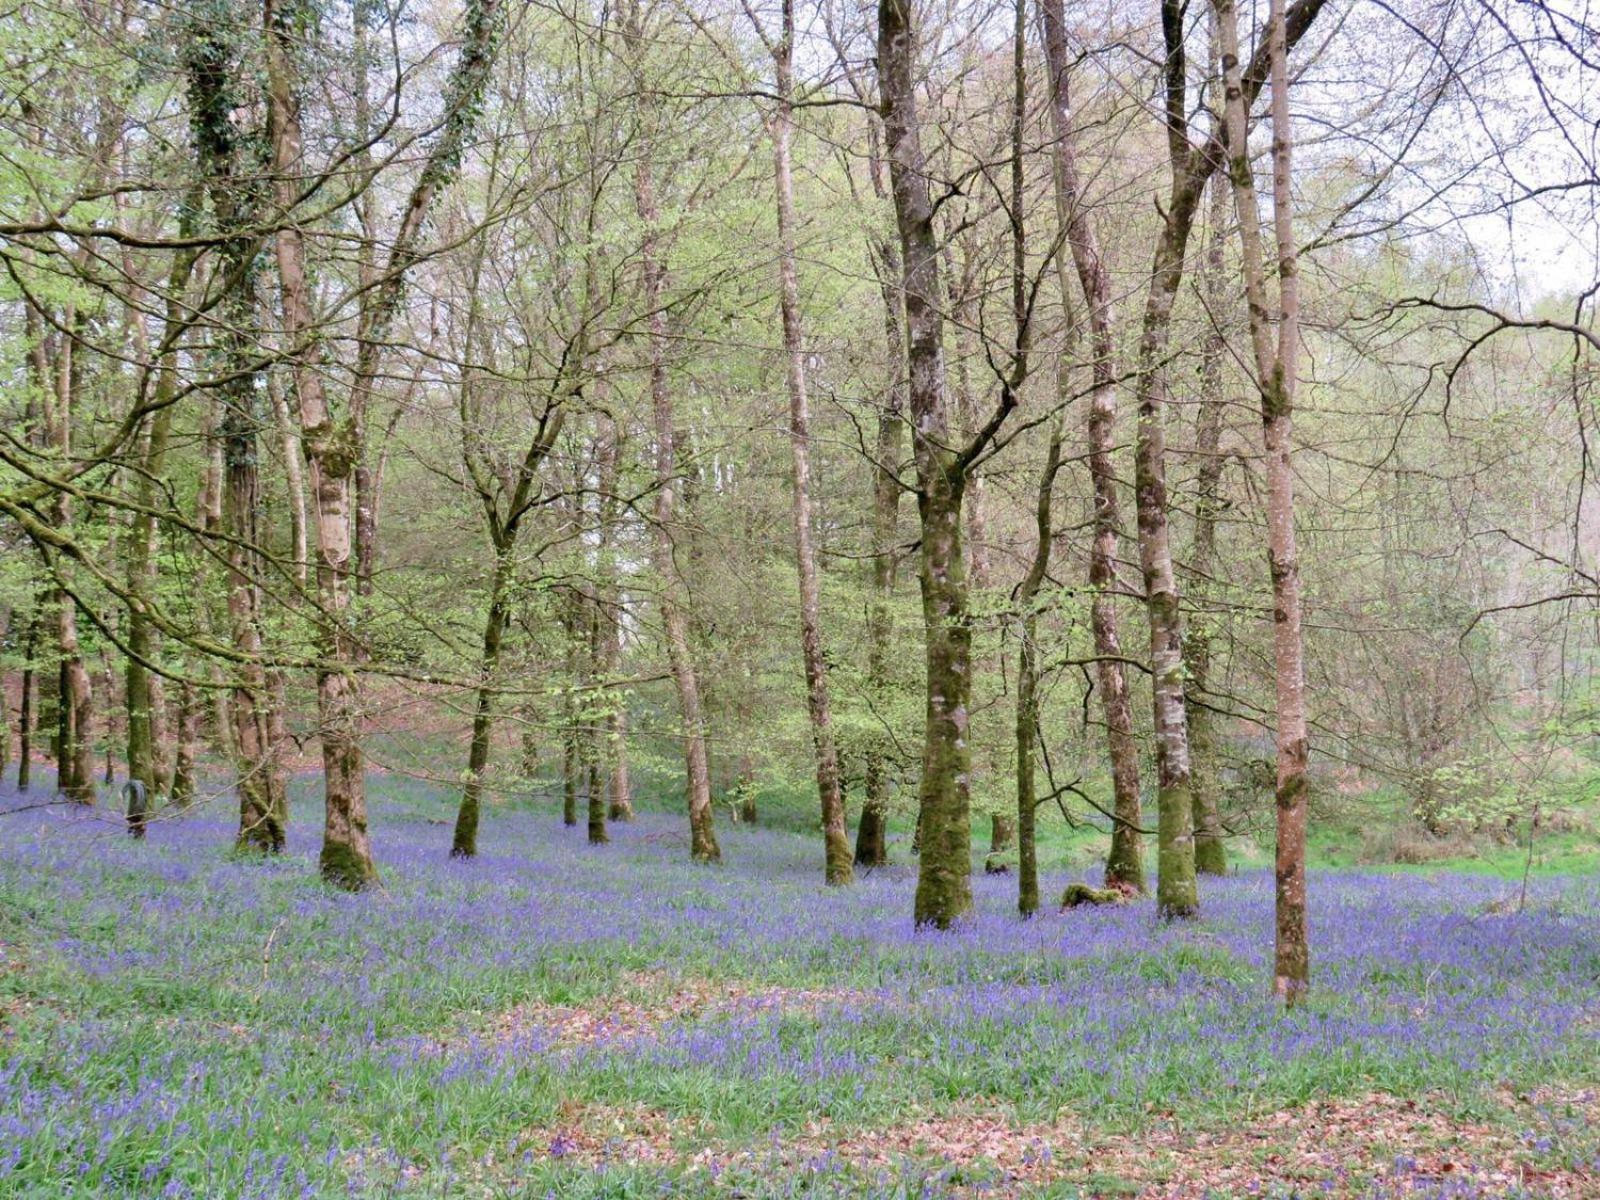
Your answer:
[748,0,852,885]
[1214,0,1310,1001]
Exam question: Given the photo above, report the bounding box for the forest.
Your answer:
[0,0,1597,1195]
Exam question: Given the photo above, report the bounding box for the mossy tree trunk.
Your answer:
[264,0,374,890]
[453,547,514,858]
[881,0,1021,927]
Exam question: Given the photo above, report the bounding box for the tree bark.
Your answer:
[764,0,851,885]
[17,614,34,791]
[36,307,96,806]
[1016,422,1063,916]
[1214,0,1310,1001]
[264,0,375,889]
[1188,165,1230,877]
[597,415,633,822]
[452,546,513,857]
[123,230,196,807]
[1038,0,1146,893]
[878,0,979,927]
[855,239,906,867]
[627,0,719,863]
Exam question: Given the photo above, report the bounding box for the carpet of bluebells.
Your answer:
[1,769,1598,1198]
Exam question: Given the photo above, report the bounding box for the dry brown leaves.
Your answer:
[520,1087,1600,1198]
[457,969,877,1052]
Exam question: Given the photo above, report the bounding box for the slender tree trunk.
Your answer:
[124,242,195,806]
[1039,0,1146,893]
[452,547,513,858]
[1121,0,1212,919]
[265,0,375,889]
[878,0,977,927]
[765,0,851,884]
[270,370,309,589]
[597,417,633,822]
[1215,0,1309,1000]
[585,592,608,846]
[855,240,906,867]
[17,615,34,791]
[1188,166,1230,877]
[562,603,581,829]
[627,0,719,863]
[224,418,285,853]
[169,680,198,810]
[949,252,1010,864]
[42,310,96,807]
[1016,422,1063,916]
[56,595,95,805]
[0,613,10,786]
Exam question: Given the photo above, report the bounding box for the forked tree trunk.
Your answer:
[765,0,851,885]
[1038,0,1146,893]
[878,0,976,927]
[1130,0,1326,918]
[1215,0,1310,1001]
[264,0,375,889]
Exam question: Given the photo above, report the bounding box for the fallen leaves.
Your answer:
[513,1086,1600,1198]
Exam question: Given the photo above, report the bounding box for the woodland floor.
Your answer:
[1,768,1598,1198]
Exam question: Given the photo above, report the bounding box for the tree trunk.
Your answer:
[169,681,198,810]
[1188,165,1230,877]
[878,0,975,926]
[17,617,33,791]
[595,415,633,822]
[183,0,287,849]
[46,313,96,807]
[1039,0,1146,893]
[766,1,851,885]
[264,0,375,889]
[124,242,195,806]
[452,547,513,858]
[855,238,906,868]
[627,0,719,863]
[223,413,285,853]
[1016,423,1063,916]
[270,370,309,589]
[1215,0,1309,1000]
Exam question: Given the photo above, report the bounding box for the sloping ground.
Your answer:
[1,775,1597,1198]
